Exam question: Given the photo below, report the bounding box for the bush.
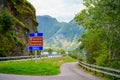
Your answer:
[0,12,15,33]
[69,53,78,59]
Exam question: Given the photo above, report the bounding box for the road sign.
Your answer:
[29,33,43,37]
[28,46,43,50]
[84,53,89,57]
[28,32,43,50]
[29,37,43,46]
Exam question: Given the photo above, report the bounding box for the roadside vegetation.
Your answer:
[69,0,120,80]
[74,0,120,69]
[0,56,77,75]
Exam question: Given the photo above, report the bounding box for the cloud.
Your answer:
[28,0,85,22]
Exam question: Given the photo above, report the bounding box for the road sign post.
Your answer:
[28,32,43,63]
[35,50,37,63]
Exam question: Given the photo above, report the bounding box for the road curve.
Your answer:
[0,62,103,80]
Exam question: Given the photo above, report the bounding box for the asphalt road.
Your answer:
[0,62,103,80]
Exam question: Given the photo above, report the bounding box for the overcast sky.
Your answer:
[28,0,85,22]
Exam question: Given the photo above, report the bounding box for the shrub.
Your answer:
[0,12,15,33]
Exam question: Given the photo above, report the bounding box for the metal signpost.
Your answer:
[28,32,43,63]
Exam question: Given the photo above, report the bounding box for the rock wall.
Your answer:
[0,0,38,56]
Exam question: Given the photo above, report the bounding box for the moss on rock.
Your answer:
[0,0,38,56]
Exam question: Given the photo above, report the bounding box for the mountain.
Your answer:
[37,15,84,50]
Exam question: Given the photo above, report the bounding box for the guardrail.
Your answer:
[0,54,67,61]
[79,61,120,79]
[0,56,34,61]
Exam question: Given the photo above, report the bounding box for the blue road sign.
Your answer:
[29,32,43,37]
[28,46,43,50]
[37,33,43,37]
[84,53,89,57]
[28,32,43,51]
[29,33,35,37]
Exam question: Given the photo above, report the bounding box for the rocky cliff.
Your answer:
[0,0,38,56]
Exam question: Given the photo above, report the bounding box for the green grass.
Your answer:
[0,56,77,75]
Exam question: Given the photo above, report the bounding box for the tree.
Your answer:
[47,48,52,55]
[75,0,120,68]
[59,49,65,54]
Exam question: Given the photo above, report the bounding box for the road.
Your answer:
[0,62,103,80]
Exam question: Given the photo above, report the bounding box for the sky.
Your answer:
[28,0,85,22]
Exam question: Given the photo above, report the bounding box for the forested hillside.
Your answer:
[0,0,38,56]
[74,0,120,69]
[37,15,84,50]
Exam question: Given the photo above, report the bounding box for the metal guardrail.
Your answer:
[0,54,67,61]
[79,61,120,78]
[0,56,34,61]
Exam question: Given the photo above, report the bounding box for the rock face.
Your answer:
[0,0,38,56]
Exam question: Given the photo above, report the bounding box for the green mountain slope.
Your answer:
[37,15,84,50]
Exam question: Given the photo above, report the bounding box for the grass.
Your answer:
[0,56,77,75]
